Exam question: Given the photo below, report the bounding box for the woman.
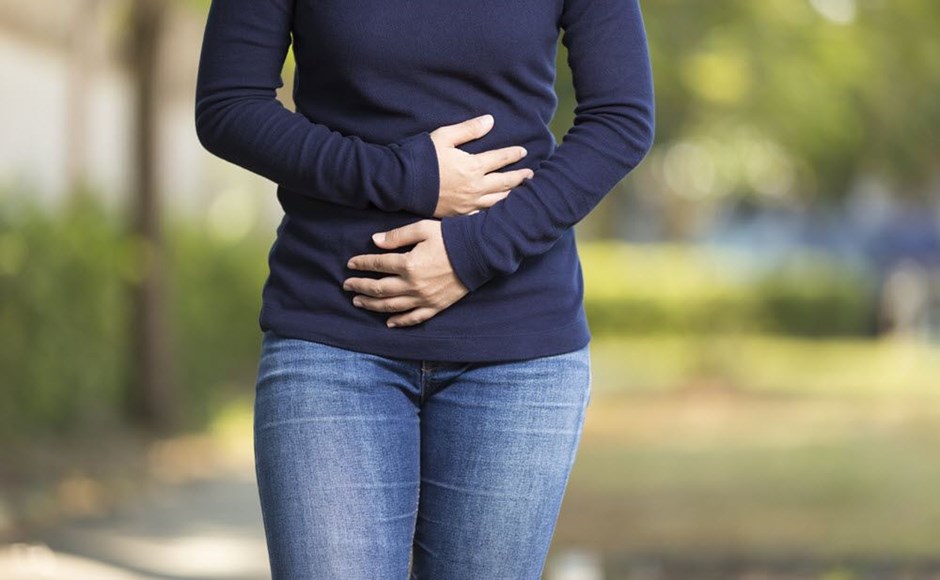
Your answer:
[195,0,654,576]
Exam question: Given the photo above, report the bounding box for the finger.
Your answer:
[376,220,432,249]
[387,306,440,328]
[342,276,412,298]
[478,168,534,194]
[473,145,528,174]
[433,114,494,147]
[346,252,409,275]
[353,294,423,314]
[472,190,511,211]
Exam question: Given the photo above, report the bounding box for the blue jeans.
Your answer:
[253,329,592,579]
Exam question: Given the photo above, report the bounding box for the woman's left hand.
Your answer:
[343,219,469,328]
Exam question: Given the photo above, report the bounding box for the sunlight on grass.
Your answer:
[554,335,940,562]
[197,335,940,562]
[205,390,255,468]
[590,334,940,396]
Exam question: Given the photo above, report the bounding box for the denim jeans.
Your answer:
[253,329,592,579]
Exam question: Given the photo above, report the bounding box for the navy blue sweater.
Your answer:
[195,0,654,362]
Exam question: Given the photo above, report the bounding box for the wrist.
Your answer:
[391,131,440,217]
[440,213,492,292]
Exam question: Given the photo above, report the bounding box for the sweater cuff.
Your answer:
[440,212,493,292]
[393,131,440,217]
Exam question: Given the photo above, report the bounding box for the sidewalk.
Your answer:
[1,469,270,580]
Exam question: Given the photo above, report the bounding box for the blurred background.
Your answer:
[2,0,940,578]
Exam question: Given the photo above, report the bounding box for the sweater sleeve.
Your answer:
[439,0,655,291]
[194,0,440,216]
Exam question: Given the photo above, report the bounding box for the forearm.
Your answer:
[194,0,440,215]
[439,0,655,291]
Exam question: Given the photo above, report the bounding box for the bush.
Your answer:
[0,191,270,438]
[0,192,129,438]
[580,241,874,337]
[0,193,875,437]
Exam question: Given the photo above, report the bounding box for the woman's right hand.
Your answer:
[429,114,534,218]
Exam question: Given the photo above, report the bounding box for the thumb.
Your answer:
[372,222,430,249]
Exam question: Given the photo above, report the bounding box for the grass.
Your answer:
[199,332,940,567]
[551,334,940,570]
[5,333,939,576]
[588,333,940,396]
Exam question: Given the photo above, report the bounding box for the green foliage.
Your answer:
[580,241,874,336]
[164,216,270,428]
[751,258,873,336]
[0,196,876,437]
[641,0,940,200]
[0,193,270,440]
[0,192,129,438]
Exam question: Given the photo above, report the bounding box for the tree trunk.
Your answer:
[124,0,177,434]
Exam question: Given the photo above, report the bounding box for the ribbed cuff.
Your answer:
[393,131,440,217]
[440,212,493,292]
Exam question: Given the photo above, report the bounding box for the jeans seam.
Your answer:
[419,362,428,404]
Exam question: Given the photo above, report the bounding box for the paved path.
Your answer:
[0,465,597,580]
[1,469,271,580]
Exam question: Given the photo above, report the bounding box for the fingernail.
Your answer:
[387,321,397,328]
[372,232,385,244]
[352,297,362,307]
[347,259,355,268]
[479,114,494,129]
[519,147,527,157]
